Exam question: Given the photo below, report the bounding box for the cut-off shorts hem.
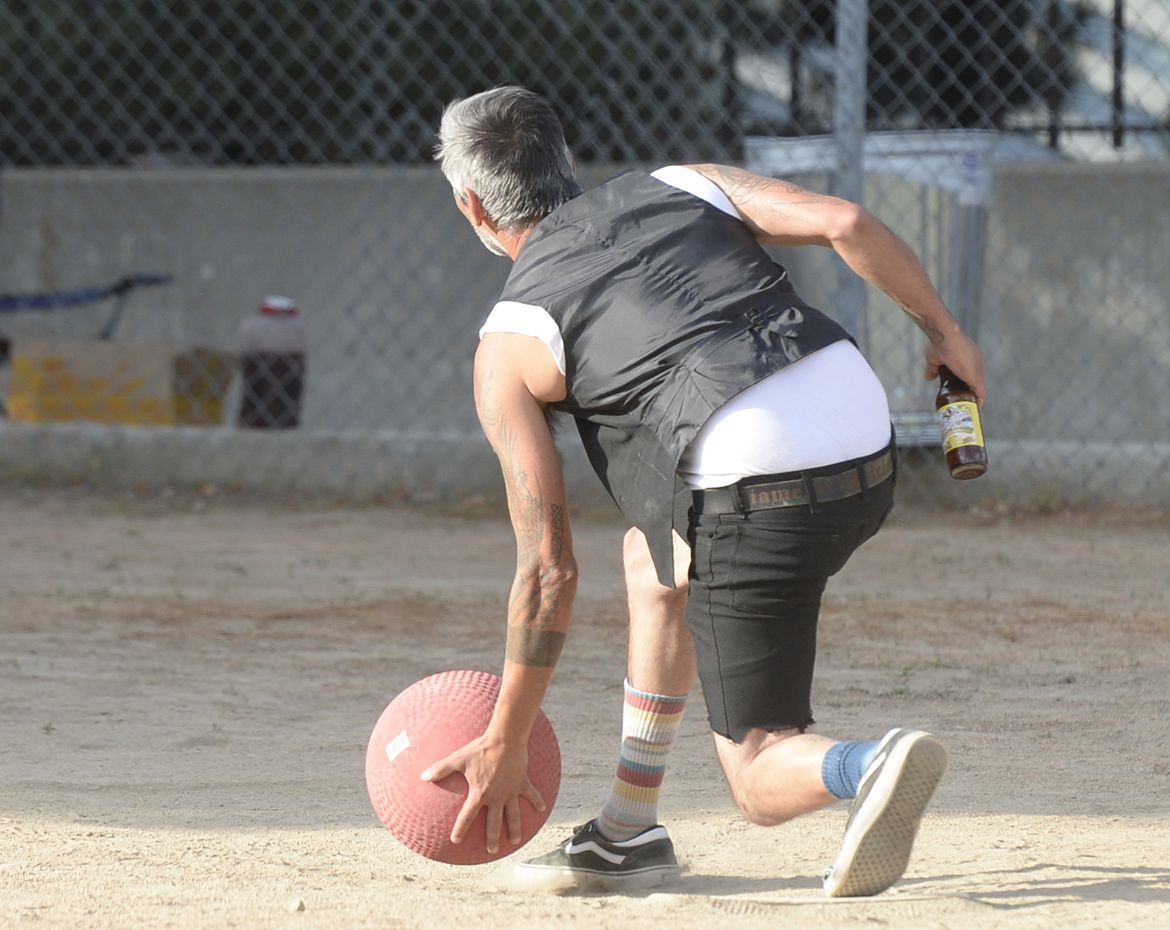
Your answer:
[713,718,816,744]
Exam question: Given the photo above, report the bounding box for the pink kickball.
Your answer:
[365,669,561,865]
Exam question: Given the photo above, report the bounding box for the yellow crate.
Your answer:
[8,340,234,426]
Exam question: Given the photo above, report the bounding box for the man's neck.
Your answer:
[500,224,536,261]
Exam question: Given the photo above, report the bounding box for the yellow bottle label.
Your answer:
[938,400,984,453]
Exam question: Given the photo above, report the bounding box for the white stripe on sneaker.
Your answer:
[608,826,670,847]
[565,840,625,865]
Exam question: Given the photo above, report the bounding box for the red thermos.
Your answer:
[238,295,306,429]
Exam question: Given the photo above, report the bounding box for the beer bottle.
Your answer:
[935,366,987,479]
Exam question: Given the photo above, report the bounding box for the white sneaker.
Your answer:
[823,728,948,897]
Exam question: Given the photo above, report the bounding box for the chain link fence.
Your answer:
[2,0,1169,508]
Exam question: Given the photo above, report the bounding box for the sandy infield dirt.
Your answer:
[1,487,1168,929]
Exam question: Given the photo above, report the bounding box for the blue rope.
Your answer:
[0,274,172,313]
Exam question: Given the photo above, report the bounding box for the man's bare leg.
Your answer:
[593,528,695,841]
[712,728,838,825]
[713,725,947,898]
[623,527,695,695]
[511,528,693,891]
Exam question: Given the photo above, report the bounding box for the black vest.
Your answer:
[497,171,853,585]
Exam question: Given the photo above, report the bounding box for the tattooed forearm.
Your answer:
[505,558,575,669]
[893,296,947,345]
[548,502,565,563]
[505,625,567,667]
[473,344,577,671]
[506,503,572,629]
[505,501,575,668]
[503,460,546,579]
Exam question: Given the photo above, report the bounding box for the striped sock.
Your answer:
[597,679,687,841]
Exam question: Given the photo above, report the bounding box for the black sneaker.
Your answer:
[510,819,681,893]
[823,729,948,898]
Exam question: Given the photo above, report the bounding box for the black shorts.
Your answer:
[684,448,896,742]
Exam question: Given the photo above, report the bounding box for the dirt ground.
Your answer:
[1,486,1168,930]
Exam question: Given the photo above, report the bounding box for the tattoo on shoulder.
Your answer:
[704,164,809,201]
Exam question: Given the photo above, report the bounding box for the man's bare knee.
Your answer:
[735,799,786,827]
[716,728,810,827]
[729,789,799,827]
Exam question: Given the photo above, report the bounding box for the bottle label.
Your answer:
[938,400,984,452]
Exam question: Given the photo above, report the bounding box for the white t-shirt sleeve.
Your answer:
[651,165,742,220]
[478,300,566,375]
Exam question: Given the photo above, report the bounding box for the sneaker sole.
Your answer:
[509,862,681,894]
[823,731,947,898]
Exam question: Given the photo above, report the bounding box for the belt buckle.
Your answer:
[729,483,747,515]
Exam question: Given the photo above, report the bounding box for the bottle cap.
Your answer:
[260,295,298,316]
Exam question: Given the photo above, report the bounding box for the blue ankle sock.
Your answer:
[821,740,882,800]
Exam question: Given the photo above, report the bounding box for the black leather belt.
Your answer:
[693,447,895,515]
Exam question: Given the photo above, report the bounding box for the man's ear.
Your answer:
[452,189,473,222]
[461,187,494,229]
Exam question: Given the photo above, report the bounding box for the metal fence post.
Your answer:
[834,0,869,345]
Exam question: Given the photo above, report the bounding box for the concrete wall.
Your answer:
[985,162,1170,440]
[0,164,629,434]
[1,166,497,434]
[2,161,1169,506]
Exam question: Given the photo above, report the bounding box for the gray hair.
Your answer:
[435,86,580,231]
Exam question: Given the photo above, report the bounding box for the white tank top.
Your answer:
[480,166,891,489]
